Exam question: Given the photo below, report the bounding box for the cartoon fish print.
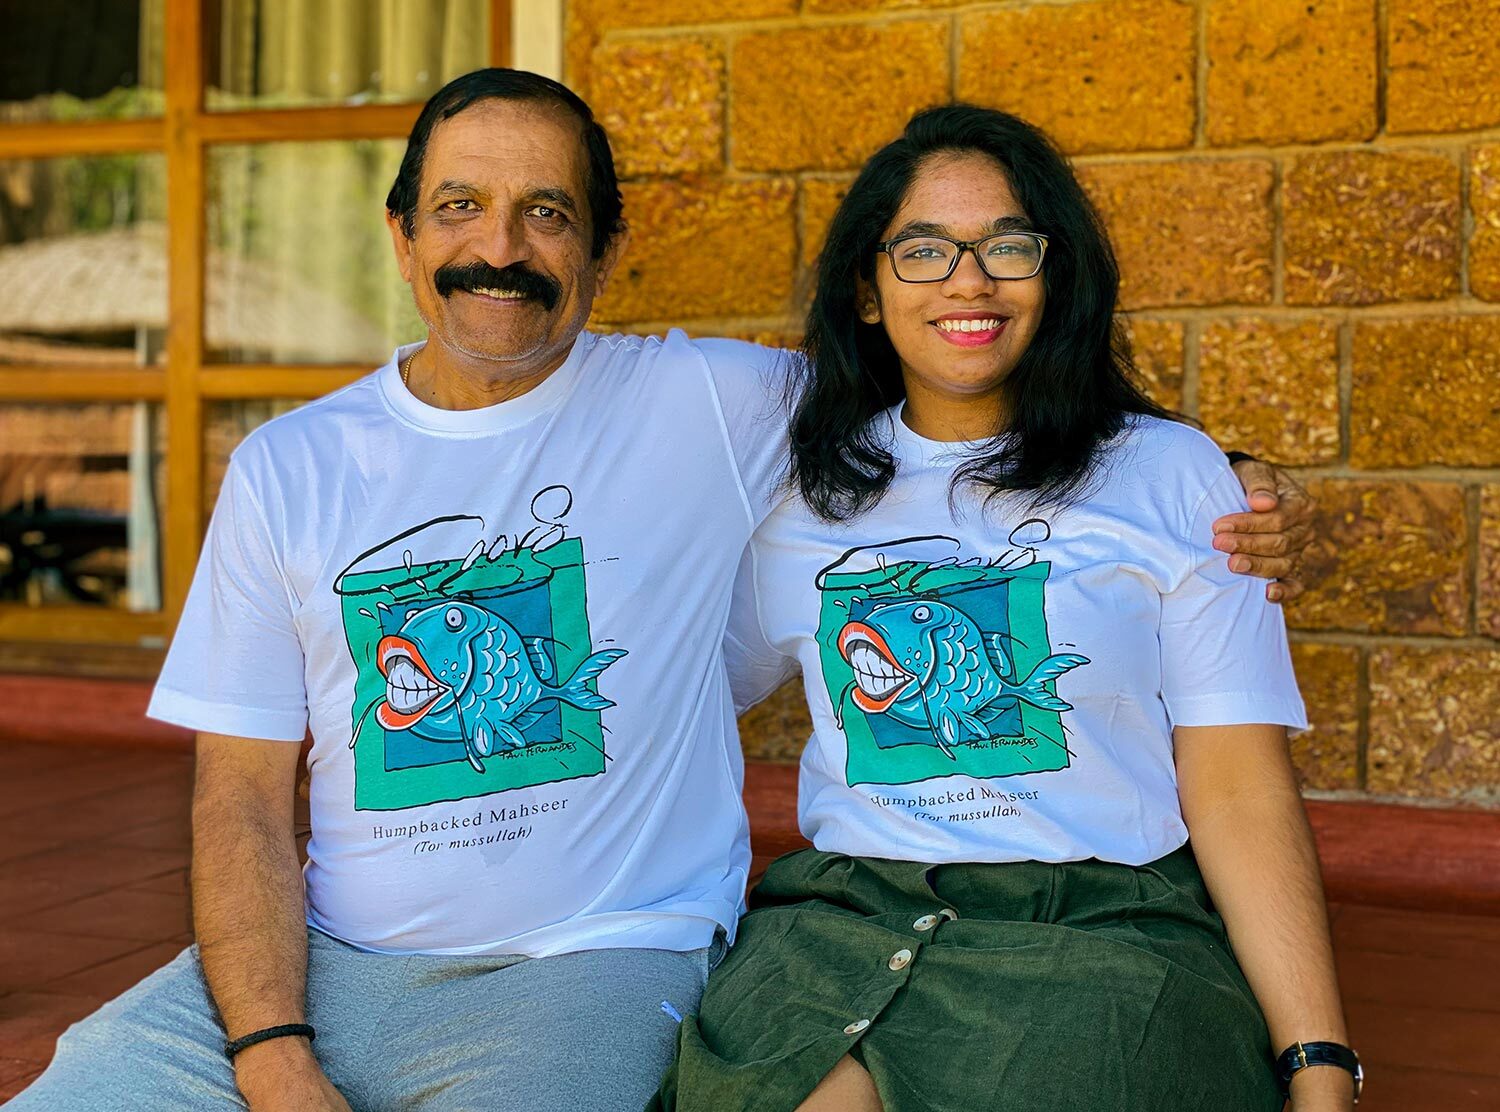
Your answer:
[353,600,627,773]
[837,598,1088,758]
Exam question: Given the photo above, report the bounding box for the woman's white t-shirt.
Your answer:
[735,410,1308,867]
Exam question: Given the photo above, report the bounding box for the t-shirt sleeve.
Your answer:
[147,454,308,741]
[723,546,799,715]
[1158,460,1309,732]
[692,337,795,526]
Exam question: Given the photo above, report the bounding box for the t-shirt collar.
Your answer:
[378,331,595,435]
[884,401,988,467]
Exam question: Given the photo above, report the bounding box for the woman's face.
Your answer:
[859,152,1046,412]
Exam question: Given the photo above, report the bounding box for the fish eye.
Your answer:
[444,607,464,631]
[912,605,931,622]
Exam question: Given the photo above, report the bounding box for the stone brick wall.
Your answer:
[569,0,1500,807]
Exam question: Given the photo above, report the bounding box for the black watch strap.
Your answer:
[1276,1040,1363,1102]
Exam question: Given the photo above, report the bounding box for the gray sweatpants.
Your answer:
[7,928,718,1111]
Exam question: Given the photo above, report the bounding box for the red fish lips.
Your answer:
[838,621,915,712]
[376,635,452,728]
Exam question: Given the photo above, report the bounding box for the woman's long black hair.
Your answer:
[791,103,1175,521]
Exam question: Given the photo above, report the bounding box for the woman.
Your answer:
[654,106,1356,1111]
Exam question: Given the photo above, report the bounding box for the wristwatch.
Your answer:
[1276,1041,1363,1103]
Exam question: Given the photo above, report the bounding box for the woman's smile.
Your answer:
[930,311,1010,347]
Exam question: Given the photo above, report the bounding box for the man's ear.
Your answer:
[855,273,881,324]
[593,225,632,296]
[386,210,414,284]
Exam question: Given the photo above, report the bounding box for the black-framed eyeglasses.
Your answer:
[875,231,1049,283]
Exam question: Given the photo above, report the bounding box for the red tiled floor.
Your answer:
[1,740,1498,1109]
[0,1057,45,1099]
[45,941,187,999]
[0,927,151,987]
[0,991,108,1062]
[12,886,192,942]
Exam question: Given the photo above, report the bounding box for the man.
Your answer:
[10,70,1312,1111]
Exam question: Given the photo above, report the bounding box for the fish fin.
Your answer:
[454,708,485,772]
[524,638,554,683]
[956,710,989,740]
[485,719,527,754]
[982,632,1011,675]
[510,706,547,733]
[932,708,965,757]
[553,648,628,712]
[1009,653,1090,713]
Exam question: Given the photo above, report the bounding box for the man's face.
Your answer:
[388,98,620,372]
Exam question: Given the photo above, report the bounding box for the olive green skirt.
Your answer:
[650,846,1279,1112]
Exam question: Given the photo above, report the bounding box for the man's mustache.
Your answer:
[432,261,562,311]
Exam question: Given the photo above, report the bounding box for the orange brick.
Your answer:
[800,178,852,271]
[1198,318,1340,466]
[1079,160,1274,309]
[1368,647,1500,802]
[730,20,949,172]
[1284,150,1461,305]
[805,0,964,12]
[567,0,793,98]
[957,0,1195,155]
[1387,0,1500,134]
[1350,316,1500,468]
[590,37,724,177]
[1481,486,1500,640]
[738,676,812,764]
[593,177,796,323]
[1288,642,1362,792]
[1122,319,1185,413]
[1471,146,1500,302]
[1287,480,1470,636]
[1206,0,1377,146]
[572,0,795,29]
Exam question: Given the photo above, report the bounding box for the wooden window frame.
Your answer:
[0,0,513,650]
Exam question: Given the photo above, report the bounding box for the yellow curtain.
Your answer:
[208,0,488,363]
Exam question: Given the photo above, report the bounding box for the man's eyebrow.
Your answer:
[428,179,485,202]
[526,186,580,212]
[888,215,1036,238]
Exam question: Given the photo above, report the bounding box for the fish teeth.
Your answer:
[385,655,445,713]
[846,639,911,699]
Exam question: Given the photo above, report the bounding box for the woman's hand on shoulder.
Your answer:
[1211,458,1317,604]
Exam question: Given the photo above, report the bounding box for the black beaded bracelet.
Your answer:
[224,1023,316,1060]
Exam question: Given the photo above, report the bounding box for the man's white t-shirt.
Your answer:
[735,409,1308,867]
[149,330,786,956]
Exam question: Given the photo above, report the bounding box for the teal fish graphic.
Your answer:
[837,599,1087,758]
[355,600,626,772]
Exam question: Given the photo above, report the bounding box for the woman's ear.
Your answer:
[855,274,881,324]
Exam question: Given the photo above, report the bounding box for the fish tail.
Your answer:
[1009,653,1090,713]
[552,648,628,712]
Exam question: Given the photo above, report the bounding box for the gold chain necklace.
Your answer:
[399,349,415,386]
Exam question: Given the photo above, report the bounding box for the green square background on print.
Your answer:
[815,561,1070,788]
[341,537,606,811]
